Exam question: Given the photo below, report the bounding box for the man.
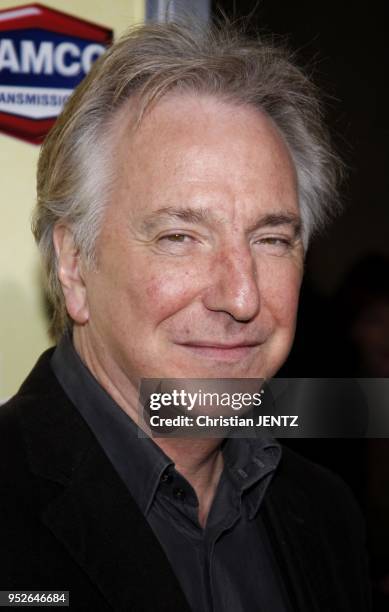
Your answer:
[0,20,370,611]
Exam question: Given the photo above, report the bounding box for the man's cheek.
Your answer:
[263,280,301,326]
[145,270,200,301]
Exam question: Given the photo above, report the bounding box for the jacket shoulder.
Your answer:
[0,349,58,482]
[0,348,93,486]
[0,349,54,444]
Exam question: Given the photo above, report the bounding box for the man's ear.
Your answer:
[53,224,89,325]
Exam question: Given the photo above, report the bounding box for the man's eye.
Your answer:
[160,233,190,243]
[260,237,291,246]
[255,236,293,253]
[157,233,197,249]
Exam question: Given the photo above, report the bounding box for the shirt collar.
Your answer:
[222,436,282,519]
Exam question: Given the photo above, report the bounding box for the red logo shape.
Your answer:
[0,3,112,144]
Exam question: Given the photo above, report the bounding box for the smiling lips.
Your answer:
[177,341,262,361]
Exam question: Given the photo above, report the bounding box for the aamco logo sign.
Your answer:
[0,3,112,143]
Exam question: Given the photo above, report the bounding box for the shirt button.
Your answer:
[237,468,248,479]
[160,472,172,484]
[173,487,186,500]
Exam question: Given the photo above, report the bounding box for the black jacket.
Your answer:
[0,350,371,611]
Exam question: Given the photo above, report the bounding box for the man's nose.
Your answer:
[202,247,261,322]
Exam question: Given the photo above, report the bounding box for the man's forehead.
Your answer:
[115,92,290,157]
[110,93,299,229]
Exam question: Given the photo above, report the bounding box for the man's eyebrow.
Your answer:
[247,213,302,237]
[140,207,301,236]
[140,207,212,232]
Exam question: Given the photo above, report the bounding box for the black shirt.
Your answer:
[51,335,290,612]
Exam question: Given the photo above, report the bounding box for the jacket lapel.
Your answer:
[41,439,192,611]
[261,463,334,612]
[18,356,191,611]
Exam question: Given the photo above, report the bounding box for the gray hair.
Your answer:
[32,19,342,340]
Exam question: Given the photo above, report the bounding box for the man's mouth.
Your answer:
[176,341,262,362]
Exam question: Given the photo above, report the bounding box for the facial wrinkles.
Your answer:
[109,196,297,342]
[80,95,303,386]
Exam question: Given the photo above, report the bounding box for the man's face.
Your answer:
[76,95,303,388]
